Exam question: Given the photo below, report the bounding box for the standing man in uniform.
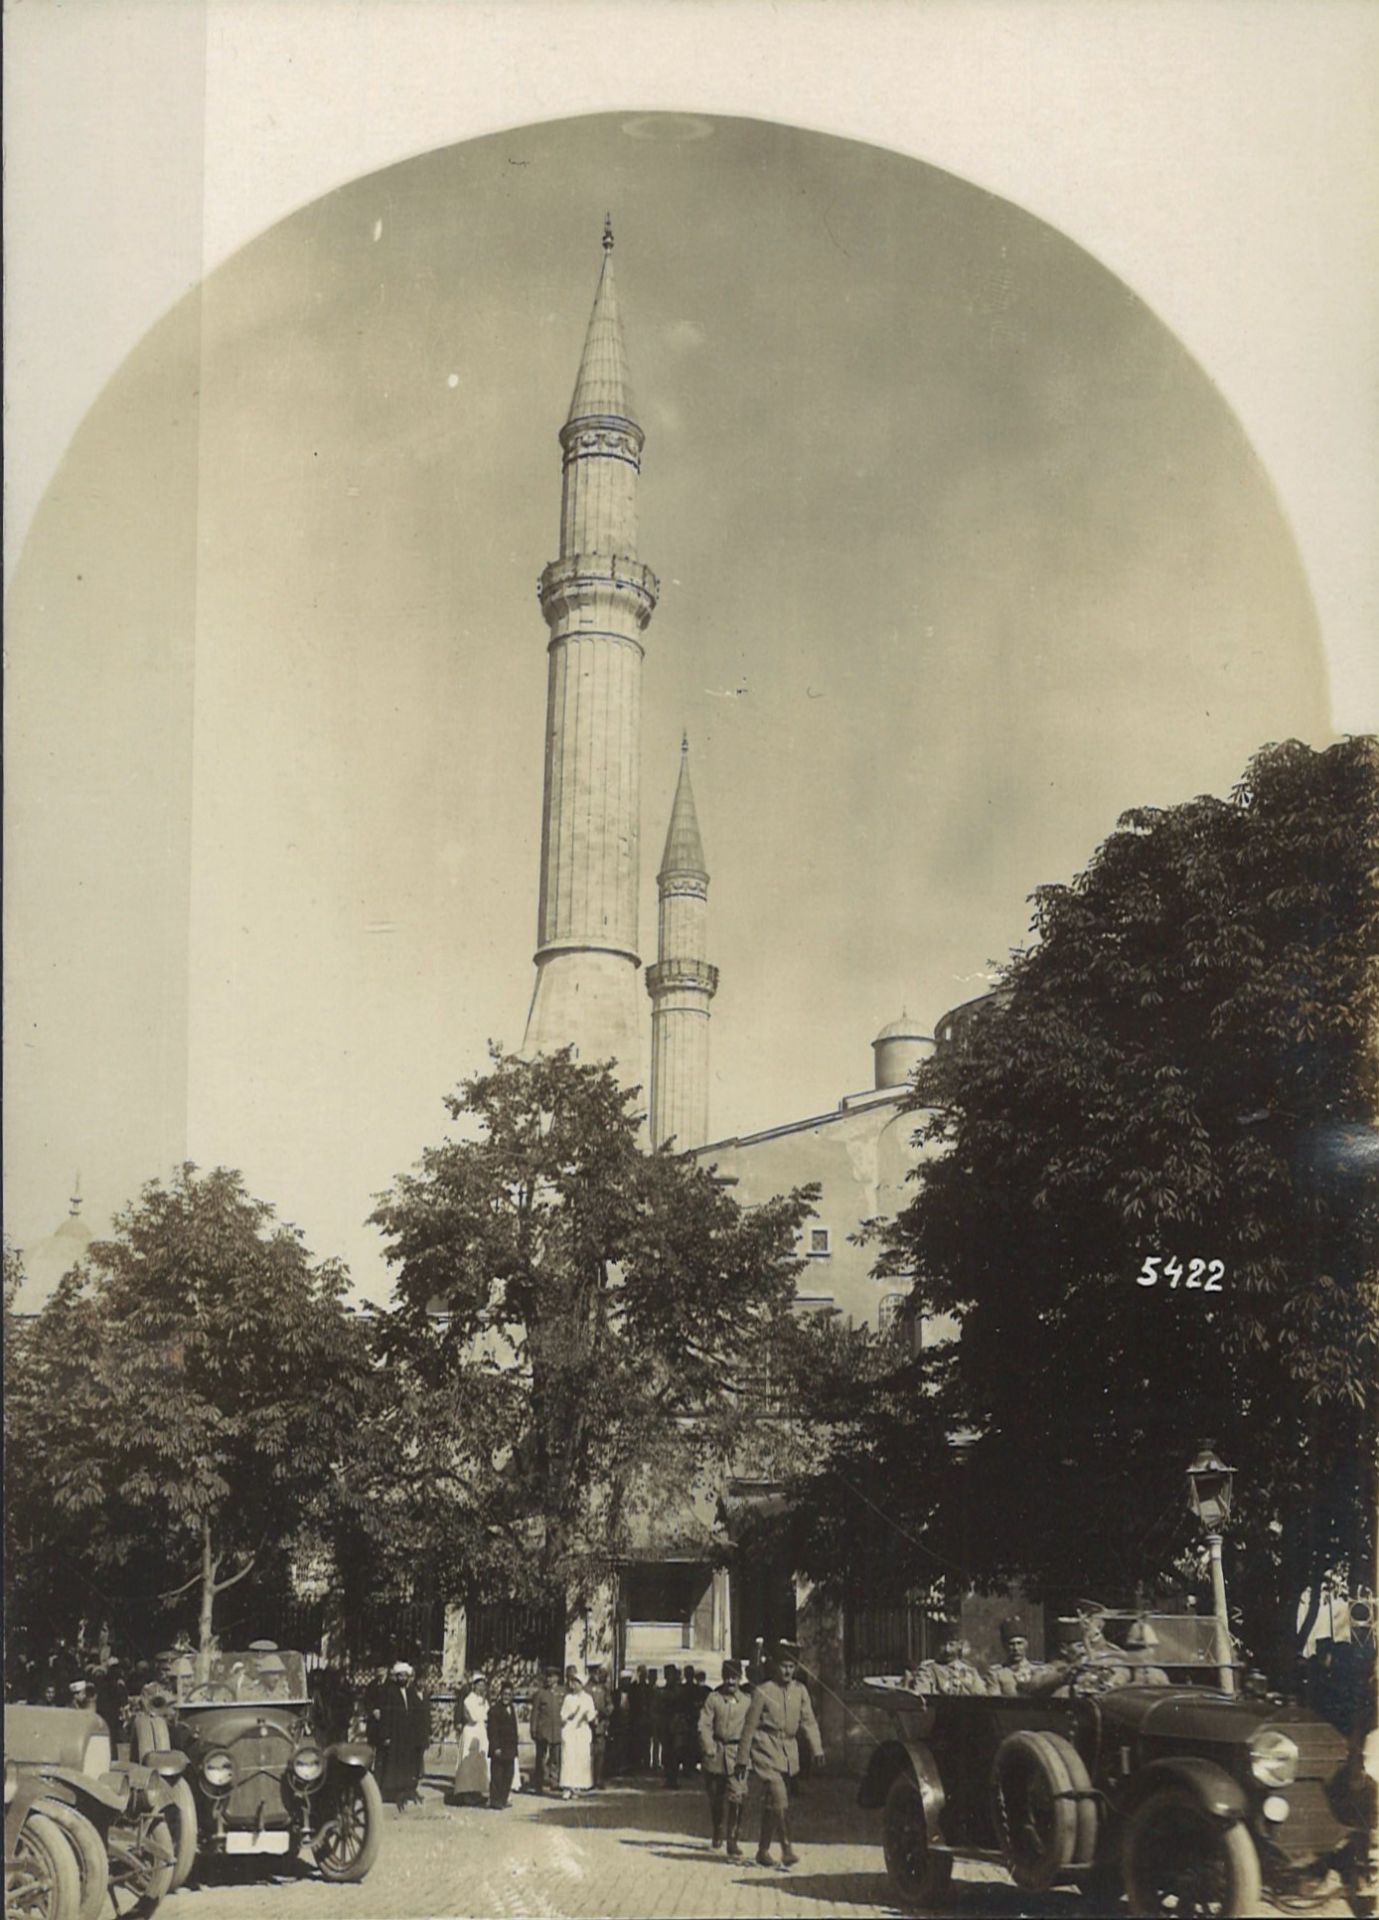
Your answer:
[734,1640,824,1870]
[529,1666,563,1795]
[698,1659,749,1855]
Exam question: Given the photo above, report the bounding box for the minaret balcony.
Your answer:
[646,958,719,997]
[538,553,660,630]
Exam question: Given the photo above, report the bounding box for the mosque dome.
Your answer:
[10,1182,94,1316]
[871,1012,934,1091]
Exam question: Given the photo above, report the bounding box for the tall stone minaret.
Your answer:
[647,737,718,1149]
[522,218,659,1085]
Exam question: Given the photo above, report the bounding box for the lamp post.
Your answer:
[1186,1441,1237,1693]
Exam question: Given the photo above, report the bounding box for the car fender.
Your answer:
[859,1736,946,1836]
[107,1761,174,1814]
[1126,1755,1250,1824]
[326,1742,375,1773]
[23,1765,128,1819]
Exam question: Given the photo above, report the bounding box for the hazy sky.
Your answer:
[6,111,1333,1299]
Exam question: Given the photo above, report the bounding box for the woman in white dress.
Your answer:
[451,1675,490,1803]
[558,1669,596,1798]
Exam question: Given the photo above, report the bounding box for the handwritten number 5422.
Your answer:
[1136,1257,1224,1291]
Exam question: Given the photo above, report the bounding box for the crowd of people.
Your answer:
[366,1640,825,1871]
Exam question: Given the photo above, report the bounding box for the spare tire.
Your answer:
[991,1728,1097,1890]
[131,1710,172,1760]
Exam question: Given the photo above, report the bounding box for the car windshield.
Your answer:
[163,1649,309,1703]
[1098,1615,1234,1670]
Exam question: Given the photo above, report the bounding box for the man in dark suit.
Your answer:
[734,1640,824,1869]
[487,1682,520,1809]
[627,1665,653,1772]
[587,1665,613,1788]
[659,1665,683,1788]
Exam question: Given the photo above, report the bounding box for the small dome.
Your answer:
[871,1010,934,1091]
[873,1012,926,1045]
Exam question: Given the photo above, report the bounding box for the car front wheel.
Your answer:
[313,1771,383,1883]
[1122,1787,1262,1918]
[34,1800,106,1920]
[6,1810,83,1920]
[881,1771,953,1910]
[164,1778,199,1890]
[108,1811,177,1918]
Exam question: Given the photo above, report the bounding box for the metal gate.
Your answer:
[465,1598,564,1680]
[844,1590,949,1682]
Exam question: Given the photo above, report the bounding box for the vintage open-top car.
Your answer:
[5,1702,186,1920]
[848,1612,1366,1917]
[131,1643,381,1884]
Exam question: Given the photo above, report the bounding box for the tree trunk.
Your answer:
[199,1517,217,1658]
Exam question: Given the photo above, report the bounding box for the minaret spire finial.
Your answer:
[603,212,614,253]
[681,730,689,755]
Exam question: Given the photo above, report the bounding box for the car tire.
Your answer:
[34,1800,107,1920]
[991,1728,1094,1890]
[116,1811,177,1919]
[1122,1787,1262,1919]
[313,1770,384,1883]
[881,1770,953,1910]
[9,1810,83,1920]
[165,1776,199,1890]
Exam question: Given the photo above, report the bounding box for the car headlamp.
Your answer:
[1249,1729,1299,1787]
[4,1761,16,1807]
[291,1745,325,1785]
[202,1749,235,1790]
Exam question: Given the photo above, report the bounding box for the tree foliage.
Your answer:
[5,1165,370,1652]
[798,738,1379,1675]
[368,1048,817,1619]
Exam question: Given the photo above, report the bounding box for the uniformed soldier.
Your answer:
[698,1659,750,1855]
[993,1617,1071,1698]
[929,1636,992,1695]
[1077,1609,1138,1690]
[733,1641,824,1870]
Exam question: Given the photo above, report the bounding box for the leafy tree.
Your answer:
[6,1165,370,1653]
[369,1048,816,1629]
[798,737,1378,1680]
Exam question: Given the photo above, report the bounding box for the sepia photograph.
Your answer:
[4,5,1377,1918]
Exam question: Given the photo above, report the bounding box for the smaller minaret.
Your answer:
[647,737,718,1149]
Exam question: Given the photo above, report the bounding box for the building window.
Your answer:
[879,1291,907,1331]
[808,1228,831,1256]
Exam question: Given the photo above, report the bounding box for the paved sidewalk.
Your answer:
[157,1772,1353,1920]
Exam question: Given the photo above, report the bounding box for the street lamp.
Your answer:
[1187,1441,1237,1693]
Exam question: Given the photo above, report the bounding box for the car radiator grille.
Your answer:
[227,1737,292,1824]
[1263,1777,1349,1867]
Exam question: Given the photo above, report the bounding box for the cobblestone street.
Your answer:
[157,1771,1353,1920]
